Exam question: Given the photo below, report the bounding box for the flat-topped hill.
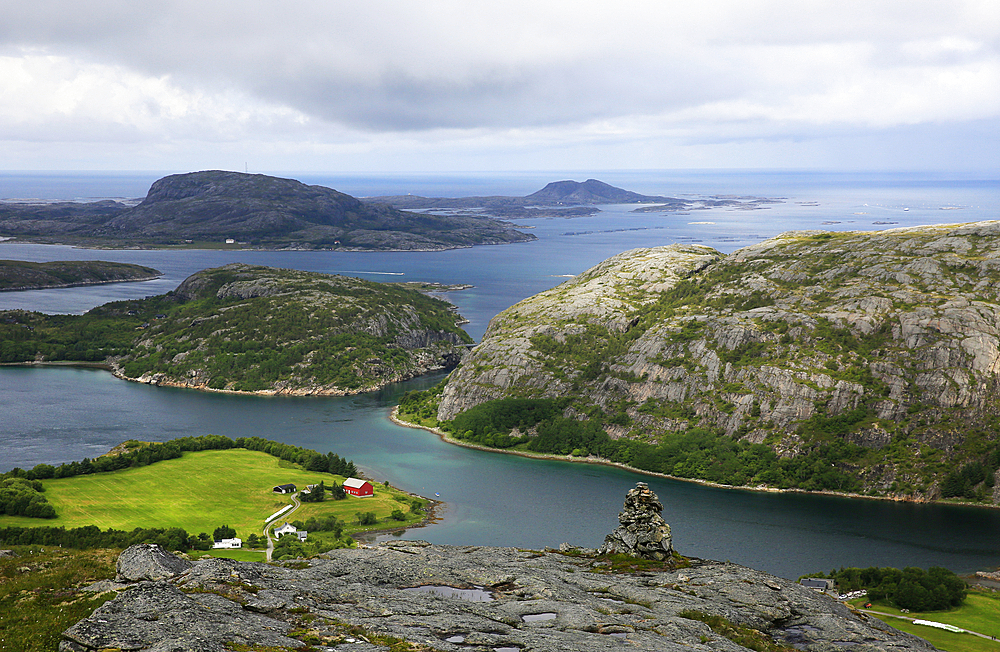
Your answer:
[0,171,535,250]
[424,221,1000,503]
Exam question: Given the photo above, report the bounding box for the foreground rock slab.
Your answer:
[61,542,935,652]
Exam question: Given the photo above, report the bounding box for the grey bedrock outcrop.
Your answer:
[62,484,934,652]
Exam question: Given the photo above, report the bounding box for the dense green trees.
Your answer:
[355,512,377,525]
[437,396,863,493]
[299,482,326,503]
[0,525,191,551]
[213,525,236,540]
[272,533,307,561]
[824,566,967,611]
[0,478,55,518]
[293,515,344,538]
[940,453,1000,500]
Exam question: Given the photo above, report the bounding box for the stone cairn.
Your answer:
[597,482,673,560]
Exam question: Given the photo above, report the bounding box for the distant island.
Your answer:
[0,260,161,292]
[0,263,473,394]
[0,171,535,250]
[363,178,781,218]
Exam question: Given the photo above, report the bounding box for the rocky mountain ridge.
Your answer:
[435,221,1000,502]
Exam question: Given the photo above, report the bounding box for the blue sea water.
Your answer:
[1,170,998,578]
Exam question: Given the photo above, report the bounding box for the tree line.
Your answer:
[0,525,193,551]
[439,396,866,493]
[820,566,967,611]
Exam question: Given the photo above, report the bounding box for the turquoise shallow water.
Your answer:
[1,171,998,578]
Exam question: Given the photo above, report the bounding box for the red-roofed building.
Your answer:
[343,477,374,497]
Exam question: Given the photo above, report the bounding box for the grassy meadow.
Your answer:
[852,591,1000,652]
[0,448,427,544]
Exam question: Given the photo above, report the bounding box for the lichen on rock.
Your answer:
[61,540,936,652]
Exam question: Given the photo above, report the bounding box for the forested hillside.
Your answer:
[0,264,472,394]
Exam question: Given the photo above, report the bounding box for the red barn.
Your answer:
[343,477,374,497]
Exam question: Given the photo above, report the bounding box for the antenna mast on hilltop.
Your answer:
[245,162,248,174]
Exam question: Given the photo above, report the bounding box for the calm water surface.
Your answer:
[1,365,998,580]
[1,171,998,579]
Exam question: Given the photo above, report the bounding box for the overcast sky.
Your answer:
[1,0,997,172]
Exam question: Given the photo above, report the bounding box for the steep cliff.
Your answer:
[435,222,1000,502]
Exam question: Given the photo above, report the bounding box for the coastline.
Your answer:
[0,274,162,292]
[351,495,444,545]
[3,359,994,512]
[0,237,533,253]
[0,359,438,398]
[388,407,999,510]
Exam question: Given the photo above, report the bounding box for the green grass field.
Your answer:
[0,449,428,545]
[852,591,1000,652]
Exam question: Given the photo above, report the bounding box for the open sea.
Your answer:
[1,170,998,578]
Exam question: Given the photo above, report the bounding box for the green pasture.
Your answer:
[852,591,1000,652]
[0,448,426,543]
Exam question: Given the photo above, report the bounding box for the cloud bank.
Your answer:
[2,0,997,171]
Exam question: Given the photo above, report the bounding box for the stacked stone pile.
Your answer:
[597,482,673,560]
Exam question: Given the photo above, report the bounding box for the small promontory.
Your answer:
[0,260,161,291]
[430,221,1000,503]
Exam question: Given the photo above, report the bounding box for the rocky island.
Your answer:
[0,263,473,394]
[365,178,779,219]
[0,259,161,291]
[406,221,1000,504]
[58,484,934,652]
[0,171,535,250]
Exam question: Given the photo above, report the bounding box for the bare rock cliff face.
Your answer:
[439,244,721,419]
[437,222,1000,500]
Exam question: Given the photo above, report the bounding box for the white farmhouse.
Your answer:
[274,521,307,541]
[212,538,242,549]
